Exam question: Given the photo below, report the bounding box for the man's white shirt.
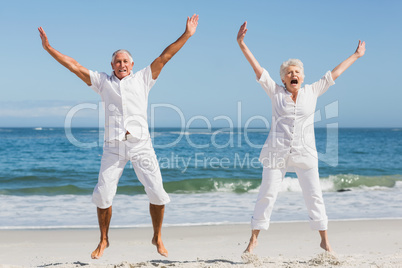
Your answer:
[89,66,156,142]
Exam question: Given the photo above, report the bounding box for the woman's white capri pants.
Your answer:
[251,164,328,231]
[92,134,170,209]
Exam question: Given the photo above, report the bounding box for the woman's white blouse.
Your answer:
[257,68,335,170]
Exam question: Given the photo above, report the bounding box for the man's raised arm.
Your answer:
[38,27,91,86]
[150,14,199,80]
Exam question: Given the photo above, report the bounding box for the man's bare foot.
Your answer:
[91,239,109,259]
[152,237,168,257]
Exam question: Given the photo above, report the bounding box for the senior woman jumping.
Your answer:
[237,21,365,253]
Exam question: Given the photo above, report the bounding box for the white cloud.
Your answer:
[0,101,103,127]
[0,101,100,118]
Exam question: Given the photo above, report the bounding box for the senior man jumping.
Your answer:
[38,14,199,259]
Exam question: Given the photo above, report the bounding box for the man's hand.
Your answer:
[237,21,248,44]
[185,14,199,37]
[151,14,199,80]
[354,40,366,58]
[38,27,50,51]
[38,26,91,86]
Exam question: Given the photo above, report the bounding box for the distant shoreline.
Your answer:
[1,217,402,231]
[0,126,401,129]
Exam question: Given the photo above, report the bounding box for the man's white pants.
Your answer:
[251,165,328,231]
[92,135,170,209]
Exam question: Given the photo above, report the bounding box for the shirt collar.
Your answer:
[283,86,303,95]
[111,71,134,82]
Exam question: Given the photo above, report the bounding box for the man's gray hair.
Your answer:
[111,49,134,64]
[280,58,305,80]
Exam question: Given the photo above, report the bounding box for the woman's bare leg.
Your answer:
[319,230,332,252]
[244,229,260,253]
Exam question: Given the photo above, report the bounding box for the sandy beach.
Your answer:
[0,219,401,267]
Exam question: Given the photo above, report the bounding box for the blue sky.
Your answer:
[0,0,401,128]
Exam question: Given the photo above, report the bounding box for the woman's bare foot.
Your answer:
[244,229,260,253]
[320,240,333,252]
[319,230,332,252]
[244,238,258,253]
[91,239,109,259]
[152,237,168,257]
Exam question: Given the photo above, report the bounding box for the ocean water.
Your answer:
[0,127,401,229]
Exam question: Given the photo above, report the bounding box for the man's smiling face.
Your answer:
[111,52,134,80]
[282,65,304,92]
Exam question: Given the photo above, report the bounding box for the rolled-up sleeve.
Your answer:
[89,70,102,94]
[139,65,157,94]
[257,68,277,99]
[311,71,335,97]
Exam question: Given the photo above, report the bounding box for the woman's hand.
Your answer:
[354,40,366,58]
[237,21,248,44]
[236,21,263,79]
[331,40,366,81]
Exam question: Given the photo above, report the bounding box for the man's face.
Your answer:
[111,52,134,80]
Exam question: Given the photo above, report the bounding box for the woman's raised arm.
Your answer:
[237,22,263,80]
[331,40,366,81]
